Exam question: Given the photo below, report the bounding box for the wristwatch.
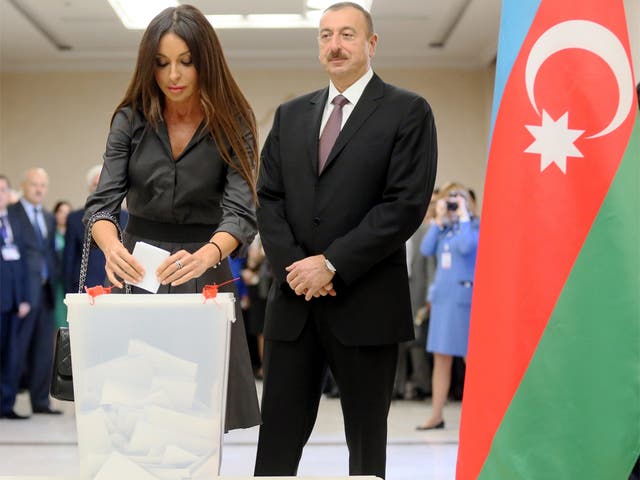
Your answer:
[324,257,337,274]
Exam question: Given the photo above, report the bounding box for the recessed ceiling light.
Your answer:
[107,0,372,31]
[107,0,178,30]
[207,14,318,29]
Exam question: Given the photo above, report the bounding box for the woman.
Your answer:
[83,4,260,431]
[52,200,71,329]
[416,186,479,430]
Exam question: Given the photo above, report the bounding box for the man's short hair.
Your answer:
[324,2,374,37]
[86,164,102,188]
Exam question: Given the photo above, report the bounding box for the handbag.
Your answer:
[50,211,130,401]
[50,327,73,401]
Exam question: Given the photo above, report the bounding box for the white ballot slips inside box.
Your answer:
[94,451,159,480]
[65,292,234,479]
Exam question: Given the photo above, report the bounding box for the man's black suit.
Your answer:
[0,209,30,415]
[255,73,437,478]
[7,201,57,410]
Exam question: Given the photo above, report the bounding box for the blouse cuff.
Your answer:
[214,218,256,259]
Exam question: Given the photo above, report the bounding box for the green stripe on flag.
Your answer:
[479,118,640,479]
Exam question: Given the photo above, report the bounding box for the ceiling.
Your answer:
[0,0,502,72]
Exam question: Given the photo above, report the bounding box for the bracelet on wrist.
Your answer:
[207,240,223,269]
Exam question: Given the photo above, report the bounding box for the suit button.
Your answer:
[312,217,320,226]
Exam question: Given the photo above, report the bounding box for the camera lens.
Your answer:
[446,201,458,211]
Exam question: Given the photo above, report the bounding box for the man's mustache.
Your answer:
[328,51,348,60]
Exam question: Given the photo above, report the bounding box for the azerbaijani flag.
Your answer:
[456,0,640,478]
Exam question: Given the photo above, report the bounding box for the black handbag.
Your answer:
[50,212,130,401]
[50,327,73,401]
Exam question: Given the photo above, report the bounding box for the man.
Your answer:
[8,168,61,415]
[63,164,127,293]
[254,3,437,478]
[0,174,31,419]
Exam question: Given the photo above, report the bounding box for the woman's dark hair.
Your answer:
[113,4,259,201]
[53,200,71,214]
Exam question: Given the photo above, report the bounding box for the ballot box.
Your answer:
[64,293,234,480]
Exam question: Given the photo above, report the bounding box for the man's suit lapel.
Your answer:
[13,202,40,248]
[321,74,384,175]
[14,203,32,236]
[307,88,329,175]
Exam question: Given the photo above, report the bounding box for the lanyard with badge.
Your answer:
[0,216,21,261]
[440,225,458,270]
[441,242,452,270]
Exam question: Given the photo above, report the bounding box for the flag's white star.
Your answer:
[525,110,585,174]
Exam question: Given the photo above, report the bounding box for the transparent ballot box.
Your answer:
[64,293,234,480]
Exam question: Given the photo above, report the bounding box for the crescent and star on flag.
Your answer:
[523,20,635,174]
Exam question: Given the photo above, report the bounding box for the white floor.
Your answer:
[0,388,460,479]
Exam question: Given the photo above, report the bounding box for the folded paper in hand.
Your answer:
[127,241,170,293]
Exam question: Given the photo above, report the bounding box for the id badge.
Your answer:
[441,251,452,269]
[1,244,21,261]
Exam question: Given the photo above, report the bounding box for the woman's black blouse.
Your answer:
[84,106,257,248]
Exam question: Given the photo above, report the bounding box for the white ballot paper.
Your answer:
[94,451,158,480]
[128,340,198,379]
[128,241,170,293]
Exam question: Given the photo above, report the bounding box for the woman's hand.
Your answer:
[434,199,447,226]
[157,233,238,287]
[92,219,144,289]
[157,245,218,287]
[104,240,144,289]
[455,194,469,219]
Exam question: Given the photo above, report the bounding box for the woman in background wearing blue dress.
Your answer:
[416,186,479,430]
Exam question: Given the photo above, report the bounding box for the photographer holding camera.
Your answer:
[416,185,479,430]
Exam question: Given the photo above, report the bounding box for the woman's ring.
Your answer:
[176,259,183,270]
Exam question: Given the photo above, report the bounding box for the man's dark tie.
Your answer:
[0,215,7,240]
[32,207,45,244]
[33,207,48,281]
[318,94,349,174]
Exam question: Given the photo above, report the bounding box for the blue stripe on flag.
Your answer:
[490,0,542,140]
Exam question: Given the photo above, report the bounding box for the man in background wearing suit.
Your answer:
[0,174,31,419]
[254,3,437,478]
[8,168,61,415]
[63,165,128,294]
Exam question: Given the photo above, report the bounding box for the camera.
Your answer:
[446,192,459,211]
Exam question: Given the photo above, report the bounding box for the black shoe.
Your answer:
[324,389,340,399]
[392,391,405,400]
[32,406,62,415]
[0,411,30,420]
[412,387,430,400]
[415,420,445,430]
